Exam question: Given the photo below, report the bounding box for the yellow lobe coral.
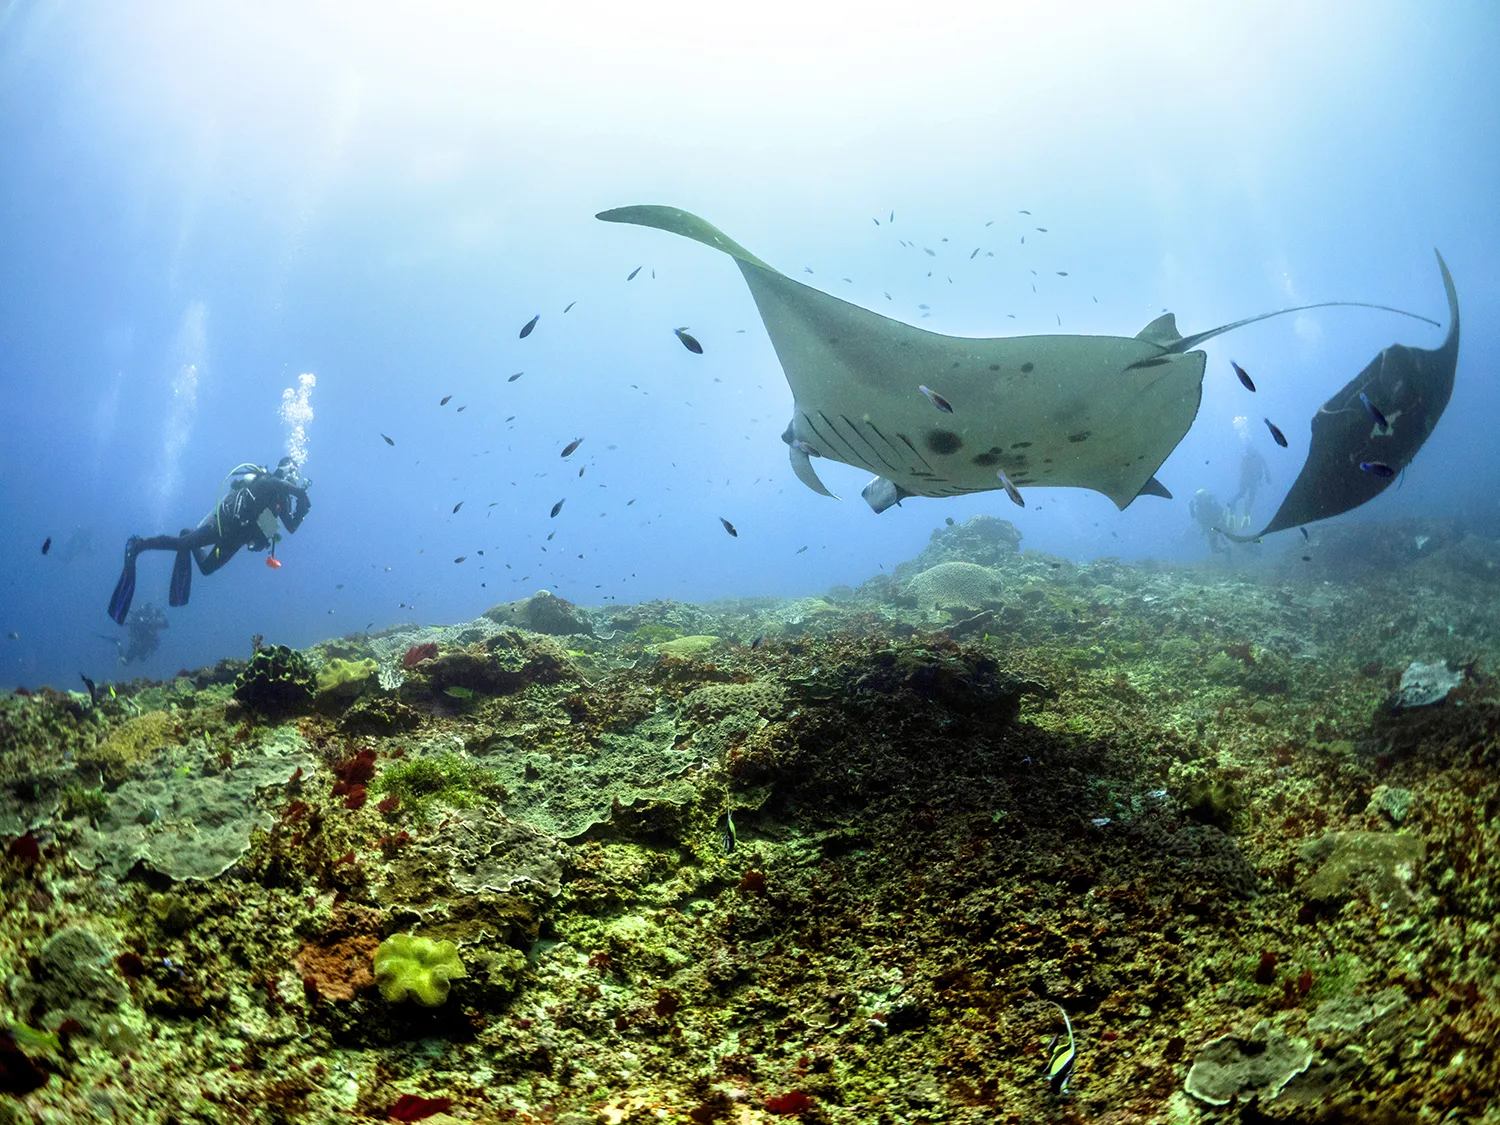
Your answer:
[371,934,466,1006]
[315,657,378,696]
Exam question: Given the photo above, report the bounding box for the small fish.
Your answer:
[577,466,585,477]
[720,806,737,853]
[1056,271,1068,277]
[508,372,523,382]
[919,385,954,413]
[803,266,814,274]
[381,433,395,446]
[889,210,894,222]
[79,673,97,704]
[561,438,583,458]
[1231,361,1255,392]
[453,501,464,513]
[6,631,17,640]
[1300,527,1309,541]
[1263,417,1288,447]
[1045,1002,1076,1095]
[1036,227,1048,232]
[1360,461,1396,478]
[41,537,51,555]
[454,556,466,563]
[547,531,555,541]
[444,685,474,700]
[1302,554,1313,561]
[519,314,539,338]
[796,545,807,554]
[791,440,821,457]
[719,517,738,537]
[872,217,880,226]
[996,470,1024,507]
[1359,392,1389,431]
[550,499,565,517]
[456,405,466,413]
[563,300,577,313]
[674,327,703,354]
[1019,209,1031,215]
[970,248,979,259]
[918,303,929,310]
[924,247,936,257]
[336,583,344,588]
[440,395,452,406]
[627,265,642,280]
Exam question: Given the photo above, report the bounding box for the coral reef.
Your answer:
[2,513,1500,1122]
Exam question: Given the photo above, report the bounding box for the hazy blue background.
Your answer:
[2,1,1496,690]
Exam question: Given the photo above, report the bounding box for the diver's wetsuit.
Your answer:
[108,463,310,625]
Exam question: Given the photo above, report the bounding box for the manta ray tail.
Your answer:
[1170,301,1440,355]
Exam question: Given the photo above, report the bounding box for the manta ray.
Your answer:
[1228,252,1459,540]
[598,205,1451,523]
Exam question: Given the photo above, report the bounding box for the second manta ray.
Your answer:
[597,205,1446,514]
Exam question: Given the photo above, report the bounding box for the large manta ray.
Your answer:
[1227,252,1459,540]
[598,205,1449,522]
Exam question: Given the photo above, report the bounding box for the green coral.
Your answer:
[371,751,503,820]
[233,645,314,717]
[632,622,681,644]
[315,657,378,696]
[59,783,110,824]
[655,635,720,660]
[91,709,177,781]
[372,934,467,1006]
[1179,772,1245,831]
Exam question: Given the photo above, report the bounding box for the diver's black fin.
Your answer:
[169,548,193,608]
[108,548,137,624]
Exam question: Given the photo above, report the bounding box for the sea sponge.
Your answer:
[371,934,467,1006]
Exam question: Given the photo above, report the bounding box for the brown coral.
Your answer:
[293,934,380,1002]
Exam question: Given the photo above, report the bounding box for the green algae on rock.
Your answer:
[372,934,467,1006]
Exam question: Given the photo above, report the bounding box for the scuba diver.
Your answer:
[121,603,168,664]
[107,457,311,625]
[1188,489,1231,556]
[1225,416,1271,529]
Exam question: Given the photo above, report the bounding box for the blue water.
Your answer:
[3,2,1497,690]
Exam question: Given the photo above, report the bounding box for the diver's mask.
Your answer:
[273,456,309,490]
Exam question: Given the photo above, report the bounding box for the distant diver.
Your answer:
[107,457,311,624]
[100,602,169,664]
[1189,489,1230,556]
[1226,417,1271,528]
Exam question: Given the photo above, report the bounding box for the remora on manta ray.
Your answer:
[598,205,1450,519]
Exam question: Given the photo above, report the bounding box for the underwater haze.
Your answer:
[2,1,1496,686]
[7,6,1500,1123]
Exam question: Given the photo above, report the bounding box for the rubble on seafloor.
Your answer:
[3,514,1500,1123]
